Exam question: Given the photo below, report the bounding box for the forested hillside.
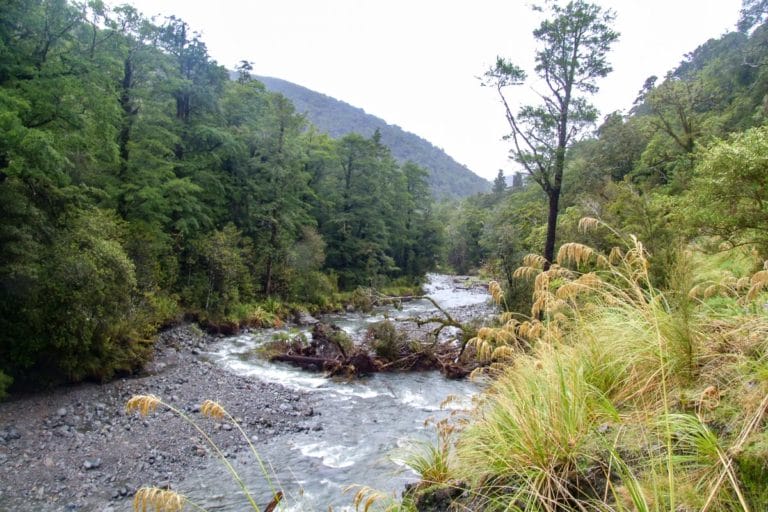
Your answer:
[0,1,443,395]
[254,75,491,199]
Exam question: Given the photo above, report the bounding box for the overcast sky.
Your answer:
[119,0,742,180]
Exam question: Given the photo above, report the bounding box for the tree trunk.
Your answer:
[543,188,560,270]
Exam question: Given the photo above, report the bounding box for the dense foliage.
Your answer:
[390,2,768,509]
[0,0,441,391]
[445,3,768,310]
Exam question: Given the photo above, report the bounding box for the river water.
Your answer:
[187,274,492,511]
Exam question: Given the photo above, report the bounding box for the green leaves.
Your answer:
[482,56,526,87]
[486,0,619,265]
[688,125,768,253]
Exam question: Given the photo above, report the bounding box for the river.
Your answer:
[185,274,492,511]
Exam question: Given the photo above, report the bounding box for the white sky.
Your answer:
[119,0,741,180]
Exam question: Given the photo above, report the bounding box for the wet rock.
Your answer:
[295,311,319,325]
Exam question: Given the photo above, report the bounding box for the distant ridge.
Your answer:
[254,75,491,199]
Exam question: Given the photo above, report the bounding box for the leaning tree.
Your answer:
[483,0,619,268]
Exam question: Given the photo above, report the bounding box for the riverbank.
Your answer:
[0,274,496,511]
[0,325,320,512]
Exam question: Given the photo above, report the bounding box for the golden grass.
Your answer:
[125,395,278,511]
[133,487,186,512]
[200,399,226,420]
[444,223,768,511]
[126,394,161,416]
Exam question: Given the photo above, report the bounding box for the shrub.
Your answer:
[367,320,406,361]
[0,209,153,385]
[0,371,12,400]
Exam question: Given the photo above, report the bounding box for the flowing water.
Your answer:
[186,274,492,511]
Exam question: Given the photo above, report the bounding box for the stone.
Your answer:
[83,458,101,470]
[57,407,68,417]
[295,311,319,325]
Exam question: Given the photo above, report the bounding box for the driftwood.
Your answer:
[266,282,484,380]
[369,290,476,362]
[271,354,337,370]
[270,352,378,377]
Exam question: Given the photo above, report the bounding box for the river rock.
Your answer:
[0,323,318,512]
[83,459,101,470]
[295,311,319,325]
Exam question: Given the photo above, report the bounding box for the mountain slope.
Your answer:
[255,75,490,199]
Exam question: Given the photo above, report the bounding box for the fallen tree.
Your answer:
[260,287,487,379]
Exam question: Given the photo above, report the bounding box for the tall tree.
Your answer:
[492,169,507,195]
[483,0,618,267]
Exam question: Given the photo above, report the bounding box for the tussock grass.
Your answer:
[400,222,768,511]
[458,346,619,509]
[126,395,281,511]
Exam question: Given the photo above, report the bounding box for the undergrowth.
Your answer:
[359,219,768,512]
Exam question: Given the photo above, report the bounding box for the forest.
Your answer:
[4,0,768,510]
[0,0,442,393]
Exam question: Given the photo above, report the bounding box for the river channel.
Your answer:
[185,274,493,511]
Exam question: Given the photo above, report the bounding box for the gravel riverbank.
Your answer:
[0,277,495,512]
[0,325,320,512]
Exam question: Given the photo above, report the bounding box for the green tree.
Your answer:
[688,125,768,254]
[492,169,507,195]
[446,202,488,274]
[739,0,768,32]
[322,133,395,288]
[483,0,619,267]
[394,161,441,276]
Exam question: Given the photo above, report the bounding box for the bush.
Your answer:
[349,287,374,312]
[288,270,336,307]
[0,371,12,400]
[688,125,768,256]
[367,320,406,361]
[0,209,152,385]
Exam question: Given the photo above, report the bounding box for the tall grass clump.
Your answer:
[437,220,768,511]
[458,346,619,510]
[125,395,282,512]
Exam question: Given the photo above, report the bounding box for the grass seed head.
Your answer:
[200,400,227,420]
[489,280,503,304]
[126,395,161,417]
[522,253,548,269]
[556,242,595,267]
[578,216,601,233]
[133,486,185,512]
[513,265,540,280]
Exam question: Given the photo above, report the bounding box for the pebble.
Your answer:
[57,408,68,417]
[83,459,101,470]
